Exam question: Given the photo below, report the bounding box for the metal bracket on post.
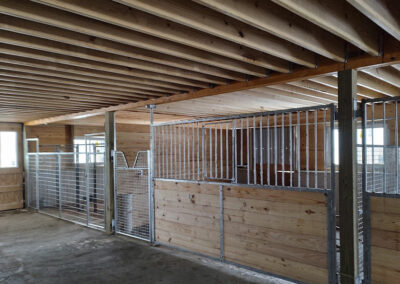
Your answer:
[146,104,156,243]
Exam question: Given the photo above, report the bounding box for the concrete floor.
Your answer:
[0,210,291,284]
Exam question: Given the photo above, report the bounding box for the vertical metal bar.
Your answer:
[372,103,375,192]
[209,126,212,178]
[362,101,371,284]
[197,122,200,180]
[219,185,224,261]
[158,126,161,178]
[58,153,62,218]
[75,145,80,208]
[240,118,243,166]
[289,112,293,187]
[267,115,270,185]
[281,113,285,186]
[162,126,165,178]
[324,109,327,190]
[193,124,195,180]
[188,124,191,179]
[246,117,250,184]
[85,137,90,226]
[215,124,218,178]
[202,126,205,179]
[149,106,155,243]
[35,150,39,210]
[306,111,310,188]
[233,120,237,182]
[260,115,263,185]
[170,125,173,179]
[183,124,186,179]
[315,110,318,188]
[328,103,337,284]
[220,123,223,179]
[166,126,169,178]
[253,116,256,184]
[383,102,387,193]
[297,111,301,187]
[226,123,229,179]
[174,125,177,179]
[93,145,97,213]
[179,125,182,179]
[396,101,399,194]
[274,114,278,186]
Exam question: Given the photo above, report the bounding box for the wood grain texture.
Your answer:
[371,196,400,283]
[154,180,329,283]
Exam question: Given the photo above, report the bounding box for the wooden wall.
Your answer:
[116,123,149,167]
[154,180,329,283]
[26,124,150,165]
[370,196,400,283]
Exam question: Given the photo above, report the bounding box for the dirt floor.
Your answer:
[0,210,292,284]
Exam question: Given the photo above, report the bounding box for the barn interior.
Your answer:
[1,1,400,284]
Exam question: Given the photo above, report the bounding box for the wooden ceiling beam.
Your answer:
[24,41,400,126]
[0,30,222,86]
[0,0,273,75]
[0,54,190,92]
[271,0,380,56]
[310,75,386,99]
[0,72,162,99]
[115,0,318,67]
[252,87,332,105]
[347,0,400,42]
[0,87,136,106]
[0,43,204,89]
[0,90,130,107]
[362,66,400,89]
[358,72,400,97]
[33,0,297,70]
[0,14,247,82]
[0,79,157,100]
[269,84,337,102]
[0,67,172,96]
[0,76,149,102]
[192,0,345,61]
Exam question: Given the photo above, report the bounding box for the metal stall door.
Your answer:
[115,151,150,241]
[361,97,400,283]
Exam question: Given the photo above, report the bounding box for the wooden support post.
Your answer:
[338,69,360,283]
[105,111,116,234]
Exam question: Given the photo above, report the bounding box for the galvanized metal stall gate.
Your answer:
[360,96,400,283]
[151,104,338,283]
[26,136,106,230]
[114,150,151,241]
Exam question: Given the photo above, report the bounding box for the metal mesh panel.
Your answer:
[115,151,150,241]
[133,151,148,169]
[27,150,105,230]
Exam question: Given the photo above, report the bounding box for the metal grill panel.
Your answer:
[153,105,335,191]
[27,150,105,230]
[115,151,150,241]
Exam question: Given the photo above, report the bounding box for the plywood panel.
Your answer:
[154,180,220,257]
[154,180,329,283]
[223,185,328,284]
[370,196,400,284]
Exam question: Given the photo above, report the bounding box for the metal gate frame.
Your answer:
[26,139,106,230]
[361,96,400,283]
[114,150,152,241]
